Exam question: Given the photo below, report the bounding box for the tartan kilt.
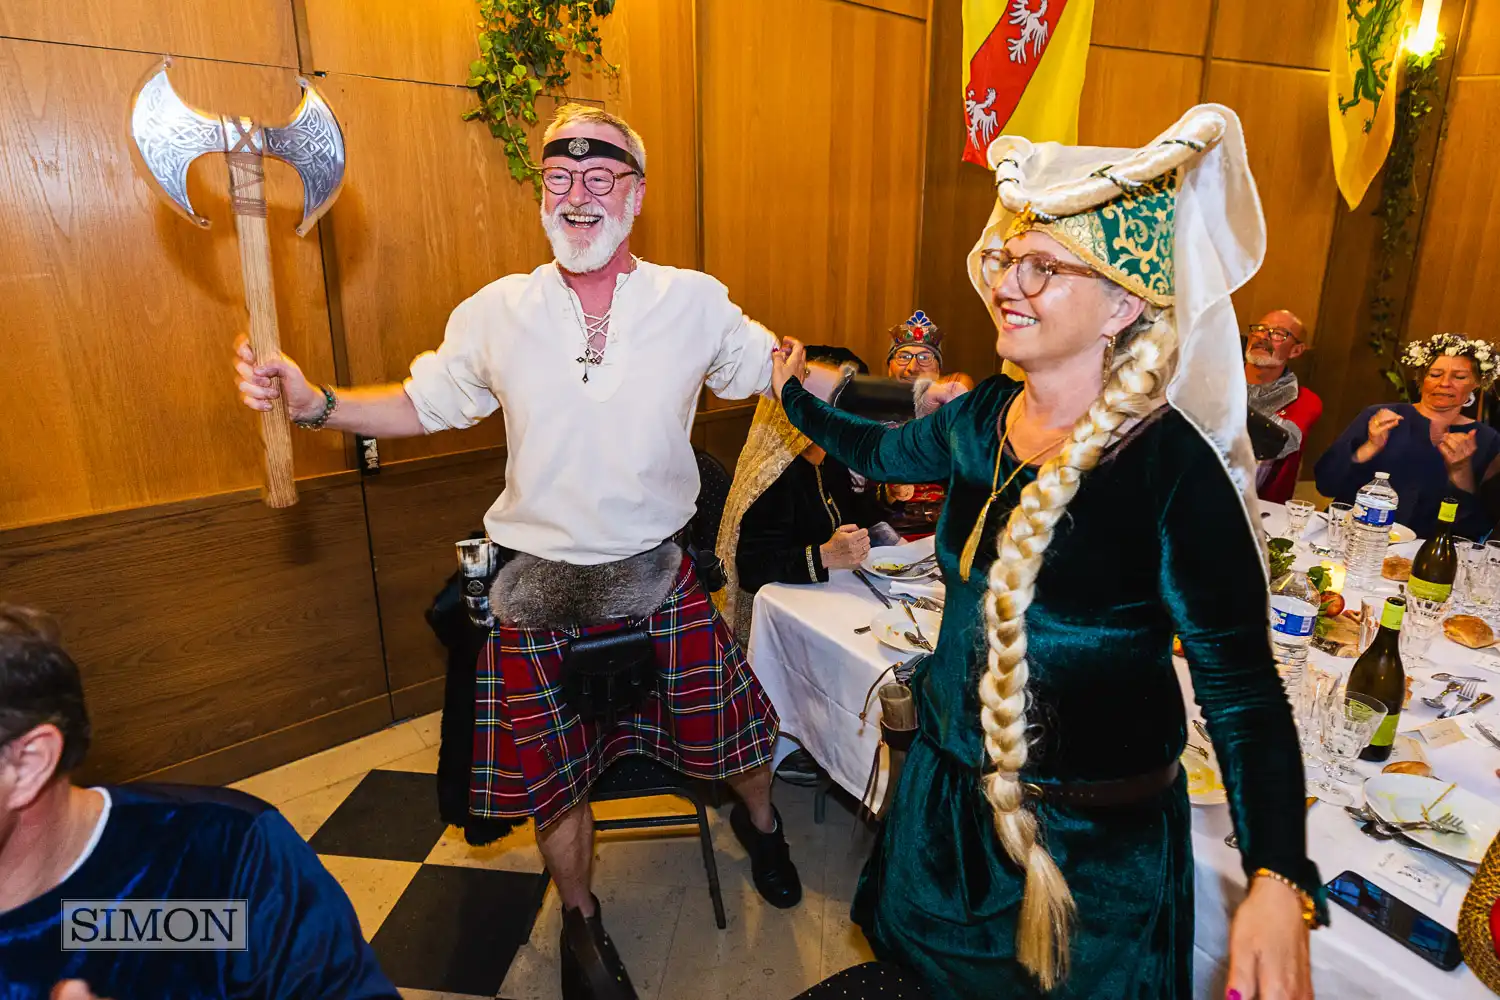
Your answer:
[470,556,779,828]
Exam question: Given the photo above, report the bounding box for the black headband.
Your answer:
[542,136,644,176]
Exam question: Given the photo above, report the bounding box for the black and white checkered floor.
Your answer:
[230,713,874,1000]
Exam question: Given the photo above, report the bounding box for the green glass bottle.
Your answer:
[1348,597,1406,762]
[1408,498,1459,602]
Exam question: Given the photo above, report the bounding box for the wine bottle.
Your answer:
[1347,597,1406,762]
[1408,498,1459,602]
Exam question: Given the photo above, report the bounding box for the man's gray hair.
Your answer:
[543,103,647,176]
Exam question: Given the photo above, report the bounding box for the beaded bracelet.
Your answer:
[293,384,339,430]
[1252,868,1321,929]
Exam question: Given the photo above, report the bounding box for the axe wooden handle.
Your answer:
[227,155,298,509]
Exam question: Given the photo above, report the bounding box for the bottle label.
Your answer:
[1355,502,1396,527]
[1406,576,1453,602]
[1380,600,1406,631]
[1271,607,1316,638]
[1438,500,1458,523]
[1368,712,1399,749]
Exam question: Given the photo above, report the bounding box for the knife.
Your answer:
[1475,719,1500,749]
[853,569,892,609]
[1461,692,1495,715]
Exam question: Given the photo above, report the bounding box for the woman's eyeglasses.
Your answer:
[1247,323,1299,345]
[979,249,1099,297]
[542,166,640,197]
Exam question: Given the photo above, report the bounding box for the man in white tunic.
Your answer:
[234,104,797,1000]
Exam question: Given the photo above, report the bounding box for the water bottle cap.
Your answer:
[1375,472,1390,480]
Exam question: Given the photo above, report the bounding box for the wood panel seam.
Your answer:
[0,32,298,70]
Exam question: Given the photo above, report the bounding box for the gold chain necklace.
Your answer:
[958,393,1069,581]
[814,463,842,531]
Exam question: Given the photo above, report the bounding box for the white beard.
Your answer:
[541,189,636,273]
[1245,347,1278,368]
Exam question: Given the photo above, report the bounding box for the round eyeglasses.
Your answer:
[1246,323,1299,345]
[542,166,640,197]
[892,350,937,366]
[978,249,1100,297]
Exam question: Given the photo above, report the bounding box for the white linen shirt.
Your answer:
[404,260,776,565]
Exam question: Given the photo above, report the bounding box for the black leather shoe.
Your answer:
[730,802,802,908]
[560,896,638,1000]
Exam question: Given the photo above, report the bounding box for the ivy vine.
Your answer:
[1367,43,1444,399]
[463,0,619,193]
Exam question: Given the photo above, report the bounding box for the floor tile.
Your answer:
[309,770,450,863]
[425,819,545,874]
[398,990,488,1000]
[384,744,441,774]
[373,865,548,997]
[818,893,876,981]
[231,722,426,806]
[317,855,421,939]
[410,711,443,748]
[655,882,825,1000]
[499,880,686,1000]
[278,773,366,840]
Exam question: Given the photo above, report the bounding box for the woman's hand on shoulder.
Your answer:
[770,337,807,402]
[1224,874,1313,999]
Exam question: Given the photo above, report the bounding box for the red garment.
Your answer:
[470,558,777,826]
[1259,387,1323,504]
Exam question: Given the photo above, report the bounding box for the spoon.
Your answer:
[1422,681,1462,709]
[1431,672,1488,683]
[903,631,933,652]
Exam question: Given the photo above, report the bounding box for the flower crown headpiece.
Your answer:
[1400,333,1499,387]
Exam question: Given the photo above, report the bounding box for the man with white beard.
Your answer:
[1244,308,1322,503]
[233,104,799,1000]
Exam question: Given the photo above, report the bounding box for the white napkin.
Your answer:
[890,578,945,601]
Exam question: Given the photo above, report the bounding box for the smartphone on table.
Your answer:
[1325,870,1463,971]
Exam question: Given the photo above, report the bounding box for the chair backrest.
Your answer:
[691,449,733,553]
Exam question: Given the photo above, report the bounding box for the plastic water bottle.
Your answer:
[1347,473,1399,591]
[1269,568,1319,690]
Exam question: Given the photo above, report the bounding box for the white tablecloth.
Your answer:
[747,511,1498,999]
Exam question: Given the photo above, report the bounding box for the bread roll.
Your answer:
[1382,760,1432,777]
[1382,555,1412,581]
[1443,614,1496,649]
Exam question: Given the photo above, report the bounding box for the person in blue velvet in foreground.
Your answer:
[0,603,399,1000]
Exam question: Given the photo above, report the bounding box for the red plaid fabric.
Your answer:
[470,557,778,827]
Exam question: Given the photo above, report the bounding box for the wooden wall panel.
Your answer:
[1211,0,1337,71]
[317,73,552,465]
[1092,0,1212,56]
[1206,62,1339,337]
[0,43,345,531]
[1459,0,1500,76]
[700,0,927,376]
[0,0,297,67]
[0,476,389,785]
[301,0,479,85]
[1406,78,1500,340]
[1078,47,1205,148]
[363,450,506,704]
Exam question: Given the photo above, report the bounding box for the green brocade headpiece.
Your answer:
[1005,169,1180,307]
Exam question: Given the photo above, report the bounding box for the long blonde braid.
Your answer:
[978,310,1178,989]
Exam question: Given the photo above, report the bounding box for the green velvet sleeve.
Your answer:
[780,377,958,486]
[1157,439,1329,923]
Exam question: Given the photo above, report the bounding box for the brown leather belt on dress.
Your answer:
[1024,760,1181,809]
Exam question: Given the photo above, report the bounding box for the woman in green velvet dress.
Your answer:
[770,107,1326,999]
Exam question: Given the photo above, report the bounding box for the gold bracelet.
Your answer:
[1252,868,1320,929]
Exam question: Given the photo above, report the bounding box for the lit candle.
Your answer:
[1321,559,1348,594]
[1407,0,1442,55]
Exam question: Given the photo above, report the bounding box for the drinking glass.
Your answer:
[1358,598,1381,653]
[1284,500,1315,544]
[1462,541,1490,615]
[1400,596,1445,666]
[1295,666,1338,762]
[1326,502,1354,559]
[1311,690,1387,805]
[1452,536,1475,608]
[1484,540,1500,621]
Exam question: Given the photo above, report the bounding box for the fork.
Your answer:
[899,600,932,649]
[1438,680,1479,718]
[1390,811,1466,835]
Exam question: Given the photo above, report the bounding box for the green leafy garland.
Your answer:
[464,0,619,192]
[1367,43,1443,399]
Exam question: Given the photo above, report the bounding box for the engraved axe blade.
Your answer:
[264,79,346,237]
[128,59,224,228]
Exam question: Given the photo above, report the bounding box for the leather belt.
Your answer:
[1024,760,1181,809]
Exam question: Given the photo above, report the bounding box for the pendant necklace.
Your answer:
[568,262,634,383]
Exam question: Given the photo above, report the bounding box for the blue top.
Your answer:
[1314,403,1500,539]
[0,783,398,1000]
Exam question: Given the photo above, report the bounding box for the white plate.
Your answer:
[1181,748,1226,805]
[1389,523,1417,544]
[870,606,941,654]
[863,543,939,582]
[1363,772,1500,865]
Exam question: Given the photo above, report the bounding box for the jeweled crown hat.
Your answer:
[888,310,943,362]
[967,105,1269,560]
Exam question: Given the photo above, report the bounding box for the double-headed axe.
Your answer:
[128,59,346,508]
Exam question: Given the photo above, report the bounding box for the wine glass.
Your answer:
[1295,666,1338,763]
[1309,690,1387,806]
[1284,500,1315,546]
[1325,502,1354,560]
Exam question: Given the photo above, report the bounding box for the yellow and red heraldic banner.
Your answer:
[962,0,1096,166]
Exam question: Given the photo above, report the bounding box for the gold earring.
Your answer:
[1101,334,1118,386]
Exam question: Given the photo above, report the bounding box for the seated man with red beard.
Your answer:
[232,104,798,1000]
